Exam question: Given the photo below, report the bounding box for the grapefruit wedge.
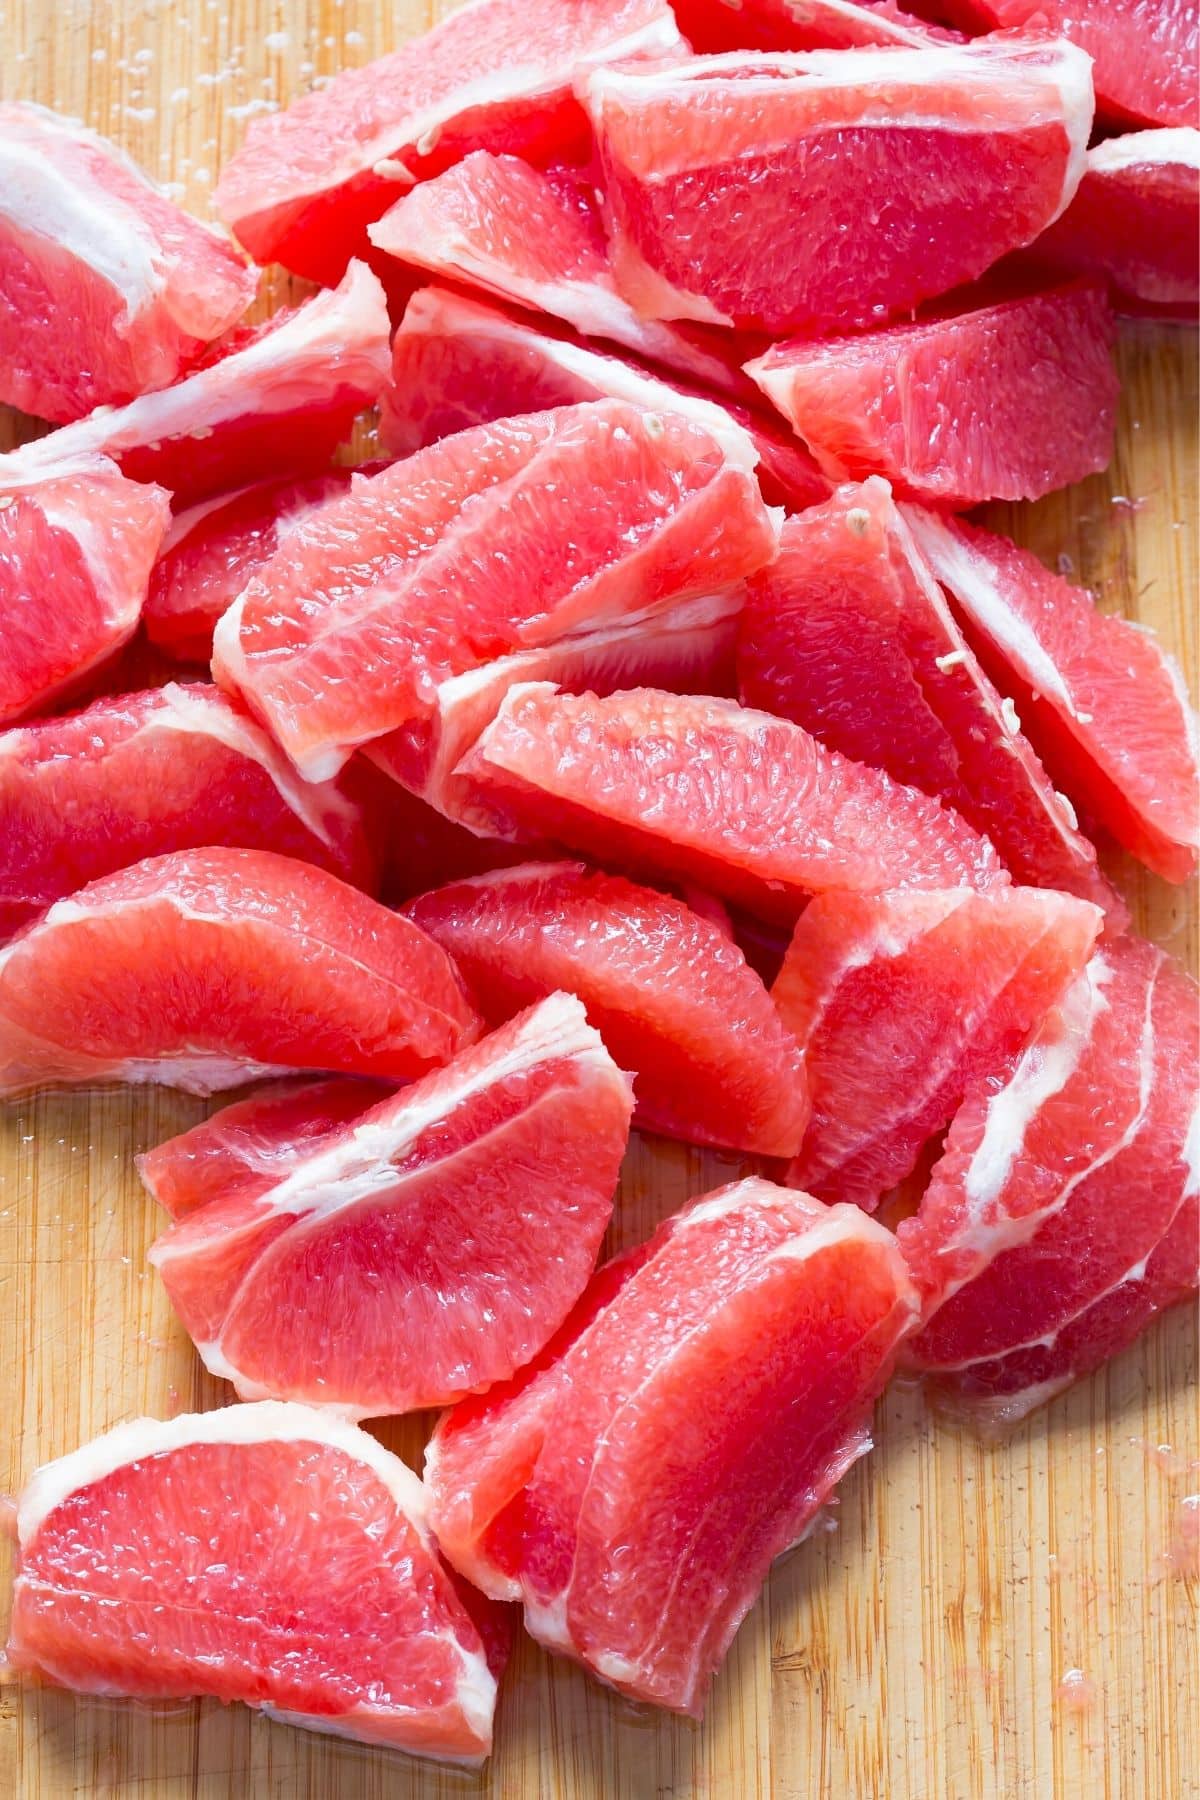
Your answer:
[457,683,1008,921]
[405,862,809,1156]
[214,399,779,783]
[1033,129,1200,320]
[382,285,829,511]
[145,469,353,663]
[149,994,633,1416]
[9,262,390,507]
[0,454,170,728]
[139,1077,391,1219]
[907,507,1200,883]
[942,0,1198,129]
[583,38,1094,334]
[900,936,1199,1422]
[368,153,745,397]
[737,481,1124,916]
[6,1402,507,1762]
[215,0,684,282]
[745,280,1118,507]
[0,683,375,940]
[773,886,1103,1209]
[425,1176,917,1713]
[0,847,479,1098]
[0,102,255,423]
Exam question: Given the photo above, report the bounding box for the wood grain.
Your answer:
[0,4,1196,1795]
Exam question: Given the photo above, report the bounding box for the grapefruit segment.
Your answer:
[381,285,830,511]
[214,399,779,783]
[0,102,256,423]
[745,281,1118,507]
[1033,129,1200,320]
[138,1076,392,1219]
[145,470,353,663]
[0,454,170,728]
[0,846,480,1097]
[149,994,633,1415]
[737,481,1125,916]
[583,39,1094,334]
[425,1176,917,1713]
[899,936,1199,1420]
[214,0,685,282]
[906,507,1200,883]
[0,683,376,940]
[772,886,1103,1209]
[9,262,390,507]
[405,861,809,1155]
[6,1402,506,1762]
[457,683,1009,921]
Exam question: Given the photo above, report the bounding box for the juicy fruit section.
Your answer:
[1,0,1198,1768]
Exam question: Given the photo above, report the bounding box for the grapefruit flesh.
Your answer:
[138,1076,392,1219]
[10,262,391,508]
[0,846,480,1097]
[900,937,1199,1422]
[213,399,779,783]
[381,285,830,511]
[214,0,685,283]
[149,994,632,1415]
[772,886,1103,1210]
[0,683,376,941]
[458,683,1010,923]
[0,102,256,424]
[145,469,353,663]
[0,454,170,728]
[672,0,949,53]
[368,153,747,398]
[906,507,1200,883]
[425,1176,917,1713]
[6,1402,506,1762]
[405,861,809,1156]
[1033,129,1200,321]
[745,280,1118,507]
[583,39,1094,334]
[366,592,741,826]
[941,0,1198,129]
[737,481,1124,917]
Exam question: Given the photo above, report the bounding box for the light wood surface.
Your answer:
[1,5,1197,1796]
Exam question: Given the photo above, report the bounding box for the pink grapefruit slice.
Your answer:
[0,683,376,940]
[149,994,632,1415]
[673,0,949,53]
[381,285,829,511]
[215,0,684,282]
[10,262,390,507]
[145,469,353,663]
[0,102,255,423]
[214,398,779,783]
[425,1175,917,1713]
[457,683,1009,921]
[898,936,1199,1422]
[1033,129,1200,320]
[6,1401,507,1762]
[736,480,1124,916]
[745,280,1118,507]
[0,453,170,728]
[772,885,1103,1209]
[906,506,1200,883]
[405,861,809,1156]
[583,38,1094,334]
[942,0,1198,129]
[139,1076,391,1219]
[0,846,479,1097]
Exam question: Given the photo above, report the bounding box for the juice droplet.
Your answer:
[1056,1668,1096,1714]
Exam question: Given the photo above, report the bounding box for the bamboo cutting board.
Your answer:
[0,5,1197,1795]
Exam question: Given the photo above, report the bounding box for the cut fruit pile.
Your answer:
[1,0,1197,1769]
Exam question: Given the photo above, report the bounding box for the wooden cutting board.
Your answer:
[0,4,1196,1795]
